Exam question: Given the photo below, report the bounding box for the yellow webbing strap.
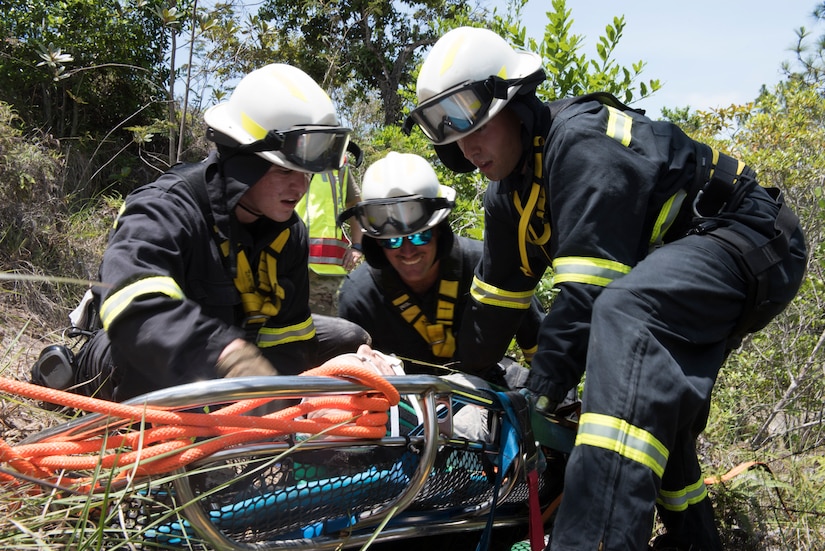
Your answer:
[222,229,290,319]
[513,136,551,277]
[390,280,459,358]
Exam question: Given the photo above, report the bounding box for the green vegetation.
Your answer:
[1,0,824,548]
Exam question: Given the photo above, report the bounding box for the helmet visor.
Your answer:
[339,196,455,238]
[406,80,496,144]
[240,125,352,172]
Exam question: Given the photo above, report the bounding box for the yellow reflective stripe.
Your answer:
[521,343,538,363]
[649,189,687,250]
[576,412,669,478]
[257,316,316,347]
[656,476,709,512]
[552,257,631,287]
[240,111,268,141]
[113,202,126,229]
[606,106,632,146]
[100,276,184,331]
[309,264,347,276]
[469,276,534,310]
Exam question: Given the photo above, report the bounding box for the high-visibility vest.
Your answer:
[296,167,350,276]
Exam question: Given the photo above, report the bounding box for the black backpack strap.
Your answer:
[170,161,236,275]
[548,91,646,119]
[706,189,801,346]
[169,162,215,229]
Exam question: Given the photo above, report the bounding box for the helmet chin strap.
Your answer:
[236,201,263,219]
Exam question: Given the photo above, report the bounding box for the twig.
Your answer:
[752,326,825,448]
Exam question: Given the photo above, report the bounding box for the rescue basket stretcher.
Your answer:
[20,372,577,550]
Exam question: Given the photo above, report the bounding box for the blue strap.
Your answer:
[476,391,533,551]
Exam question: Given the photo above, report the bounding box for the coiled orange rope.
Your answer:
[0,355,400,493]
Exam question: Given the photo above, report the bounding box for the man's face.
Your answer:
[456,108,523,181]
[382,226,440,292]
[237,164,310,223]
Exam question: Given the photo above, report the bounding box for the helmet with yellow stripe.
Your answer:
[403,27,545,172]
[339,152,456,239]
[204,64,351,174]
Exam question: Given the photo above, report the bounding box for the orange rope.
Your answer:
[0,356,400,493]
[704,460,768,485]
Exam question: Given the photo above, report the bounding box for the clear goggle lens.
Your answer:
[239,125,352,172]
[406,81,495,144]
[339,196,453,238]
[379,229,434,249]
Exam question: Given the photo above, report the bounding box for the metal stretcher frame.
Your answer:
[23,374,576,550]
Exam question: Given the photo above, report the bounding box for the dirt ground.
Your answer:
[0,298,65,441]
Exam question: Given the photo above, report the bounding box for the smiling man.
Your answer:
[337,152,544,384]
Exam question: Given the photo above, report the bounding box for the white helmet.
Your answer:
[204,63,352,173]
[403,27,544,172]
[340,152,456,238]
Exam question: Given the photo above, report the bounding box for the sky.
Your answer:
[510,0,822,118]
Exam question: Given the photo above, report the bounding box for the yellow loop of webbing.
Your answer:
[228,229,291,319]
[515,136,549,278]
[426,323,457,358]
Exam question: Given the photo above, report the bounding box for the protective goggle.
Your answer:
[237,125,353,172]
[403,72,546,144]
[402,77,512,144]
[338,196,455,238]
[379,229,434,249]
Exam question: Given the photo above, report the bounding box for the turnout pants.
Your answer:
[549,184,806,550]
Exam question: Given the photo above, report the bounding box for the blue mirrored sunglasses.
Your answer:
[379,229,433,250]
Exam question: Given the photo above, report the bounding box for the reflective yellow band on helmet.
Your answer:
[470,276,534,310]
[552,257,631,287]
[576,412,669,478]
[606,105,633,146]
[100,276,185,331]
[240,111,268,141]
[257,316,316,348]
[656,476,709,512]
[649,189,687,250]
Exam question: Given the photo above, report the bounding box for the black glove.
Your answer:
[216,341,279,378]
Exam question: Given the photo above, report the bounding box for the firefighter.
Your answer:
[403,26,807,551]
[296,159,364,316]
[337,151,544,384]
[32,63,370,402]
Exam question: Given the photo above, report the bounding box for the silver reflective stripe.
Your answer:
[100,276,184,331]
[576,412,669,478]
[469,276,534,310]
[649,189,687,251]
[657,477,709,512]
[257,316,316,347]
[552,257,631,287]
[606,106,633,147]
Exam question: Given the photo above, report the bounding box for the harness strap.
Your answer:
[375,261,462,358]
[703,190,799,343]
[475,390,542,551]
[220,230,290,324]
[693,148,747,217]
[513,137,551,278]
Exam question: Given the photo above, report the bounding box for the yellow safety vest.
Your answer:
[296,168,350,276]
